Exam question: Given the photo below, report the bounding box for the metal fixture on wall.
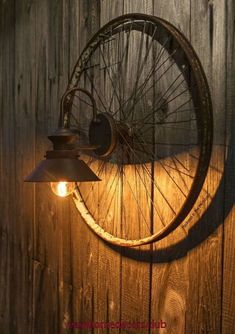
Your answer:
[25,13,213,246]
[25,88,102,196]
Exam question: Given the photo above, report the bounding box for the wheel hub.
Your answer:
[89,113,118,157]
[89,113,141,159]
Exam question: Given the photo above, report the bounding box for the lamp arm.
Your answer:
[59,87,98,128]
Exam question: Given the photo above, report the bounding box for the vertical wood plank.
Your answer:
[187,0,226,333]
[222,0,235,332]
[67,3,82,329]
[55,2,73,332]
[69,0,100,329]
[151,1,190,333]
[33,0,61,332]
[33,0,74,331]
[13,1,36,332]
[120,3,153,334]
[86,0,123,333]
[93,1,123,332]
[0,1,15,331]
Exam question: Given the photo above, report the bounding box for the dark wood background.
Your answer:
[0,0,234,333]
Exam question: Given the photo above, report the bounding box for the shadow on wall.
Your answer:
[105,131,234,264]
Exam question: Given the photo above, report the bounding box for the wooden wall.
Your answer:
[0,0,234,333]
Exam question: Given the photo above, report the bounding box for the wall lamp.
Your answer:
[25,88,103,197]
[24,13,213,247]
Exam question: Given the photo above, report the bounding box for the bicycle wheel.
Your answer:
[66,13,213,247]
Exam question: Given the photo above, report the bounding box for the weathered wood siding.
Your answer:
[0,0,234,333]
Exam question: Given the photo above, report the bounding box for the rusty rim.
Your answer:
[67,13,213,247]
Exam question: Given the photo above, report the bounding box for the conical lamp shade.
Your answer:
[25,158,100,182]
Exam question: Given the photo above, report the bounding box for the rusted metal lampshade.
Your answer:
[25,158,99,182]
[25,128,100,182]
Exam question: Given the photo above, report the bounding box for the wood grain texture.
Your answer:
[0,0,234,333]
[32,1,73,333]
[0,1,15,332]
[93,1,122,332]
[0,1,35,333]
[187,1,226,333]
[33,1,60,332]
[14,1,36,332]
[222,0,235,332]
[69,0,100,331]
[151,1,190,333]
[120,3,153,334]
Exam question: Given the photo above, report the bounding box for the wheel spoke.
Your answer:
[70,15,212,245]
[98,42,123,112]
[84,63,110,112]
[124,52,177,119]
[112,38,175,117]
[73,95,104,114]
[122,169,153,234]
[129,25,157,112]
[99,166,122,224]
[116,127,176,214]
[108,21,133,115]
[134,133,187,198]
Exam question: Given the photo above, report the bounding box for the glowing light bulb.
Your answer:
[50,182,76,197]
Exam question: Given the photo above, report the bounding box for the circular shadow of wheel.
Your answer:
[104,138,233,263]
